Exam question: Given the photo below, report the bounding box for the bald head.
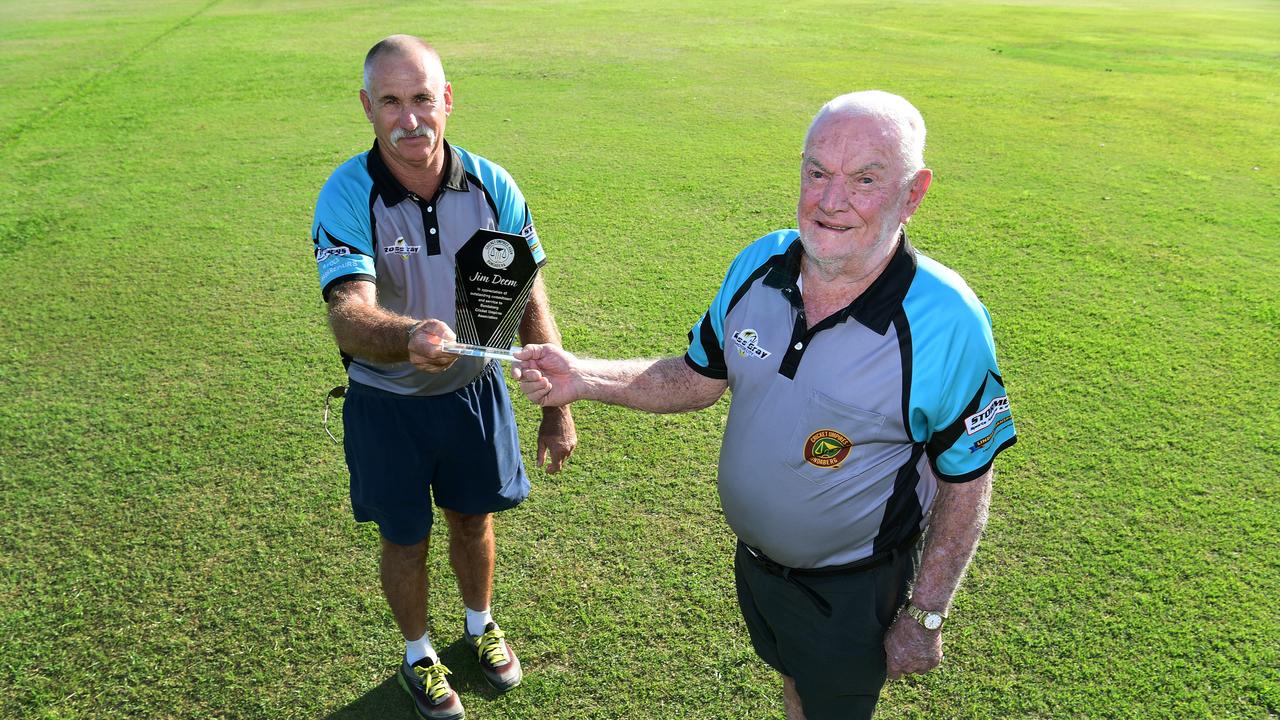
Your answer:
[363,35,442,93]
[806,91,927,178]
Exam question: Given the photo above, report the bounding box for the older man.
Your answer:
[513,91,1016,719]
[311,35,576,720]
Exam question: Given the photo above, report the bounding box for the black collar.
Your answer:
[366,139,468,205]
[763,229,919,335]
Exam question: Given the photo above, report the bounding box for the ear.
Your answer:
[900,168,933,222]
[442,81,453,117]
[360,88,375,123]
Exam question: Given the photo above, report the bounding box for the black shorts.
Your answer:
[341,363,529,545]
[734,541,920,720]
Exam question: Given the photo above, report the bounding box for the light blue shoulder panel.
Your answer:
[903,254,1016,480]
[686,229,796,370]
[312,152,376,296]
[454,146,546,265]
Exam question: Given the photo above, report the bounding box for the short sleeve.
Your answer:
[312,159,376,300]
[456,148,547,267]
[905,259,1017,482]
[685,249,755,379]
[685,231,796,379]
[915,303,1017,482]
[929,367,1016,481]
[510,192,546,268]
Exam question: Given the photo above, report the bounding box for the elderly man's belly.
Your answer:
[716,432,916,569]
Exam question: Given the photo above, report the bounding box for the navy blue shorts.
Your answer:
[341,363,529,545]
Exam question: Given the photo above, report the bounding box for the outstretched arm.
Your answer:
[513,344,727,413]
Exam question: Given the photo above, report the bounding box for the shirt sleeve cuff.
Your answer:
[932,435,1017,483]
[684,353,726,379]
[322,273,376,301]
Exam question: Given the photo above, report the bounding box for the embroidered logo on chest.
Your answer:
[732,329,772,359]
[803,429,853,468]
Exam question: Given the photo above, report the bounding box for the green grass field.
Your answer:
[1,0,1277,718]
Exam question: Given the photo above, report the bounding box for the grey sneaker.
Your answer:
[398,656,464,720]
[464,621,522,691]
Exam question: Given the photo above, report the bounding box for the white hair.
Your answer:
[806,90,927,176]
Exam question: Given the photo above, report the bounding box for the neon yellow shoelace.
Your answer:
[476,627,510,666]
[416,662,453,702]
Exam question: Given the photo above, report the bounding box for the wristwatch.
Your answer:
[904,601,946,631]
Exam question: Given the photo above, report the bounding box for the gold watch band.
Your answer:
[905,602,947,631]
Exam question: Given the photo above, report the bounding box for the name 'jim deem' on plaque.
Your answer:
[446,228,542,361]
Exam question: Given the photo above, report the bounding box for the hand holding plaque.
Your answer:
[449,229,540,362]
[440,342,520,363]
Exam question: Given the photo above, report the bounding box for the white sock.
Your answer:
[465,606,493,637]
[405,630,437,666]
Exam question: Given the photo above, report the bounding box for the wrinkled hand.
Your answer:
[537,407,577,474]
[884,615,943,680]
[511,344,580,407]
[408,319,458,374]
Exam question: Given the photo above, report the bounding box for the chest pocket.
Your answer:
[787,390,891,486]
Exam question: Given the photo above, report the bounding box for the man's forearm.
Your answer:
[518,276,562,347]
[328,281,414,363]
[575,356,723,414]
[909,470,993,612]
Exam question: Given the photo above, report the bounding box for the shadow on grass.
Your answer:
[326,639,500,719]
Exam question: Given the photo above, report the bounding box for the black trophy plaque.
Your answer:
[453,229,539,350]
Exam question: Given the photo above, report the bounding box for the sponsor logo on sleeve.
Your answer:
[965,395,1010,435]
[804,429,853,468]
[731,328,772,359]
[383,236,421,262]
[315,246,351,263]
[521,222,542,255]
[968,415,1014,453]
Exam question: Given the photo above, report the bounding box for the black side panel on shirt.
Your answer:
[465,172,501,223]
[874,443,926,554]
[894,310,914,441]
[368,185,380,262]
[873,309,925,553]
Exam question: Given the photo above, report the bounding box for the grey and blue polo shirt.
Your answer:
[686,230,1017,568]
[312,140,546,396]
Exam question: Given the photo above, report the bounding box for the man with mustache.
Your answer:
[311,35,576,720]
[513,91,1017,719]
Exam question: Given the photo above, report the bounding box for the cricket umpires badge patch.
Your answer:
[483,238,516,269]
[804,429,853,468]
